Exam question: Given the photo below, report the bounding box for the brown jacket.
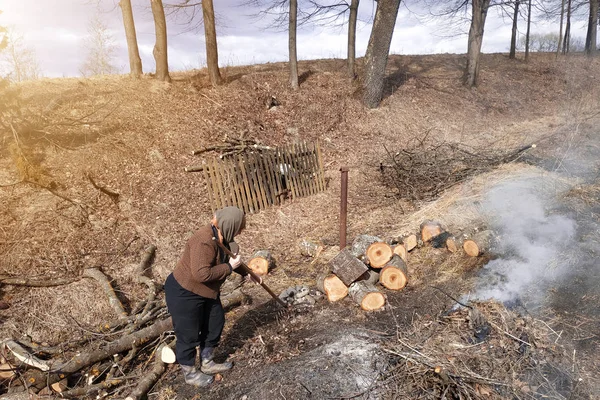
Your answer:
[172,225,232,299]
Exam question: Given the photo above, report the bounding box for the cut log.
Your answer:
[329,248,368,286]
[220,288,247,309]
[366,242,393,268]
[247,250,273,276]
[316,273,348,302]
[350,234,381,263]
[357,269,380,286]
[125,344,169,400]
[298,239,324,258]
[430,231,452,249]
[463,230,494,257]
[402,234,418,251]
[379,255,408,291]
[160,344,176,364]
[420,220,443,242]
[393,244,407,262]
[446,236,461,253]
[348,281,385,311]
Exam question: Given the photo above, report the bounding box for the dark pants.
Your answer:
[164,273,225,366]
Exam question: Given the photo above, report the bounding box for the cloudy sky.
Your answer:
[0,0,590,78]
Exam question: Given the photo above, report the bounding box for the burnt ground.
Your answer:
[1,52,600,399]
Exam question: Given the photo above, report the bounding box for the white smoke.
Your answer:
[472,175,577,304]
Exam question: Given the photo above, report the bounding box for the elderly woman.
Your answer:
[164,206,247,387]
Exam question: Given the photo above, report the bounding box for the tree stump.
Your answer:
[379,254,408,290]
[348,281,385,311]
[350,234,381,263]
[463,230,494,257]
[329,248,368,286]
[402,234,418,251]
[393,244,407,262]
[316,273,348,302]
[366,242,393,268]
[420,220,443,242]
[247,250,273,276]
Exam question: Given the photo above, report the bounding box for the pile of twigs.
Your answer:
[191,135,273,159]
[375,301,584,399]
[379,137,536,201]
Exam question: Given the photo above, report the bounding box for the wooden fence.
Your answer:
[201,141,326,214]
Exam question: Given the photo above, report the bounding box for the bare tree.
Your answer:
[290,0,299,89]
[0,28,41,82]
[557,0,565,53]
[525,0,532,60]
[119,0,143,77]
[562,0,572,53]
[584,0,598,54]
[202,0,223,85]
[80,15,120,77]
[150,0,171,82]
[348,0,359,78]
[361,0,402,108]
[465,0,491,87]
[509,0,521,59]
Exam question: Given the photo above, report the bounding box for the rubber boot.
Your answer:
[180,364,214,387]
[200,347,233,374]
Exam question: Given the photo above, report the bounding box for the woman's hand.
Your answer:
[229,254,242,270]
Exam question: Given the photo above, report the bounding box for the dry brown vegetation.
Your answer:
[1,52,599,399]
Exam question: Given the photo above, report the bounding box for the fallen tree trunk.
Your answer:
[463,230,494,257]
[316,273,348,302]
[0,275,81,287]
[247,250,273,276]
[348,281,385,311]
[379,255,408,290]
[27,318,174,390]
[329,248,368,286]
[82,267,128,319]
[124,344,169,400]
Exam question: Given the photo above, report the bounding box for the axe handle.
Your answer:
[213,238,288,308]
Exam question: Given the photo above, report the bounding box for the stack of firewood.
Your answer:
[315,221,496,311]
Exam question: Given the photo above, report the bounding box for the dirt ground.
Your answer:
[0,52,599,399]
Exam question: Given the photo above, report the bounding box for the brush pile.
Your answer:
[379,138,536,201]
[375,301,588,399]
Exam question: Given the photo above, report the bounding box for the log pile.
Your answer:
[0,245,248,399]
[316,223,498,311]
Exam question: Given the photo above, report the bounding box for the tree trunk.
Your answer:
[525,0,532,61]
[585,0,598,55]
[119,0,143,78]
[348,281,385,311]
[247,250,273,276]
[465,0,491,87]
[361,0,402,108]
[557,0,565,55]
[509,0,520,59]
[350,234,381,262]
[563,0,572,54]
[357,269,380,286]
[379,254,408,290]
[316,273,348,302]
[289,0,299,89]
[150,0,170,82]
[347,0,359,79]
[202,0,222,85]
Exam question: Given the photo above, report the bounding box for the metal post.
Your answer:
[340,167,349,249]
